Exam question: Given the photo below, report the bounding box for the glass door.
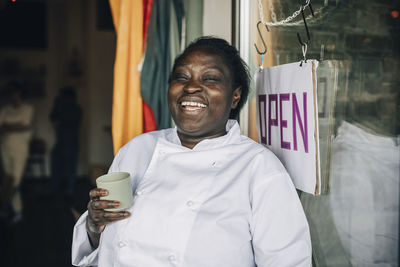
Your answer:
[240,1,399,266]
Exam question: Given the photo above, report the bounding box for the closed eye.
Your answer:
[202,75,221,83]
[172,73,189,82]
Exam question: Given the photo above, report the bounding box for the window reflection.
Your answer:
[248,1,399,266]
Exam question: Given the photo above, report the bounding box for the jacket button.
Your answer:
[118,241,126,248]
[168,254,176,261]
[186,200,194,207]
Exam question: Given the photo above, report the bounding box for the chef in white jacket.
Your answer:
[72,37,311,267]
[0,82,33,223]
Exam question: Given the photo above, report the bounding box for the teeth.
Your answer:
[181,101,206,108]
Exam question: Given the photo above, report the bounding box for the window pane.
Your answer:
[245,1,399,266]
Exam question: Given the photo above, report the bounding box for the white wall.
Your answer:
[203,0,232,43]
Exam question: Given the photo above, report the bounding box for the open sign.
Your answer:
[258,92,309,153]
[256,61,320,195]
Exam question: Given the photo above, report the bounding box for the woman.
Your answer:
[72,37,311,266]
[0,82,34,223]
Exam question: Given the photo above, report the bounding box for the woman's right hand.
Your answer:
[86,188,131,247]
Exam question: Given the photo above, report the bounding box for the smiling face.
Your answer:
[168,47,241,148]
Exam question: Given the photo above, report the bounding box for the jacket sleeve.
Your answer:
[71,211,99,266]
[250,153,312,267]
[71,146,125,266]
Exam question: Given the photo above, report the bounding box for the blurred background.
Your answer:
[0,0,399,266]
[0,0,231,266]
[0,0,116,266]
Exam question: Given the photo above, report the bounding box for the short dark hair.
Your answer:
[170,36,250,119]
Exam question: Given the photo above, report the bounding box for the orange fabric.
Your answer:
[142,0,157,132]
[109,0,144,154]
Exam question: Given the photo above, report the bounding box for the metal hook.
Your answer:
[254,21,269,55]
[297,3,314,66]
[308,2,315,17]
[301,1,315,17]
[296,6,310,46]
[254,21,269,70]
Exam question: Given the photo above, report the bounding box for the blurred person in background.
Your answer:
[47,86,82,199]
[0,81,34,223]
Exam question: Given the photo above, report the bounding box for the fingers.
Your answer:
[86,188,131,234]
[90,210,130,224]
[87,188,131,233]
[87,211,130,234]
[102,211,131,222]
[88,209,130,233]
[88,199,120,210]
[89,188,108,200]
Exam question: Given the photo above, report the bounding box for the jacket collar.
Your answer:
[163,120,241,151]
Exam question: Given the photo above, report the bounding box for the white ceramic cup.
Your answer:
[96,172,134,212]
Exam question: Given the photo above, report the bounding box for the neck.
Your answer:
[177,130,227,149]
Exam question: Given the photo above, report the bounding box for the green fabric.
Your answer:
[170,0,182,68]
[141,0,184,129]
[173,0,184,45]
[183,0,203,46]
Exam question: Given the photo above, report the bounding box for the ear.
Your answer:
[231,87,242,109]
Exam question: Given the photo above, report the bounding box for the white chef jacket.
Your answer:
[72,120,311,267]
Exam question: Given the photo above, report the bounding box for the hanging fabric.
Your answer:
[142,0,157,133]
[183,0,203,46]
[109,0,144,154]
[140,0,184,130]
[255,60,321,195]
[140,0,170,130]
[143,0,154,50]
[169,0,183,68]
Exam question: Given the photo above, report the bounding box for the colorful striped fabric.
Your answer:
[109,0,202,153]
[109,0,144,154]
